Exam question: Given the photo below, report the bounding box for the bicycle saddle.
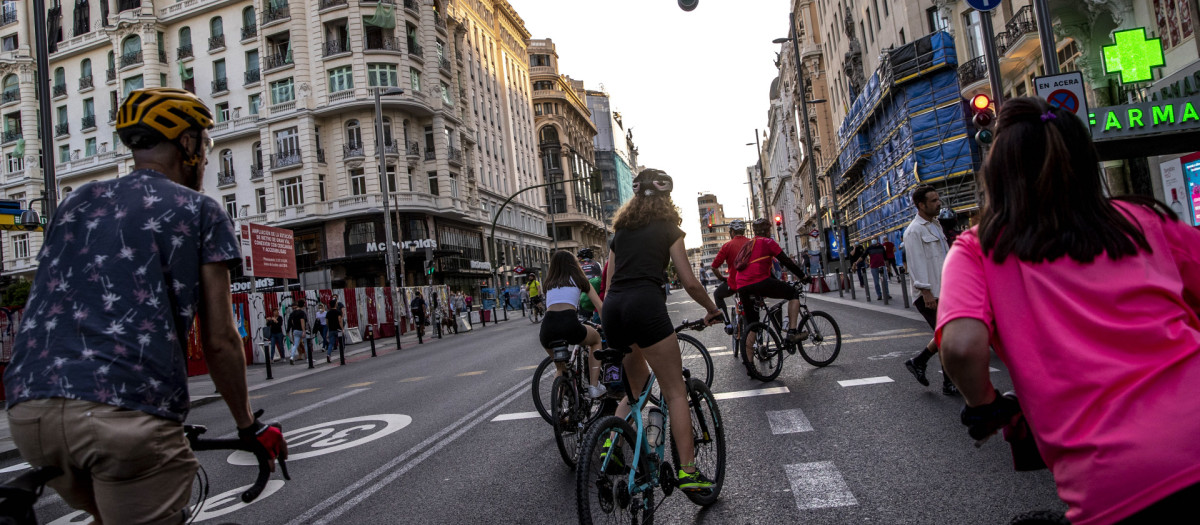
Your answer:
[548,340,570,362]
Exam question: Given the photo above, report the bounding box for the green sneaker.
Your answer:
[677,467,714,493]
[600,438,627,475]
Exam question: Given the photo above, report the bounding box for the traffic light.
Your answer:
[588,170,602,193]
[423,260,435,275]
[773,213,783,231]
[970,94,995,146]
[678,0,698,11]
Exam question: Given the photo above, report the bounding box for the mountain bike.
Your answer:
[548,322,606,468]
[530,298,544,324]
[576,319,726,524]
[741,281,841,382]
[0,417,289,525]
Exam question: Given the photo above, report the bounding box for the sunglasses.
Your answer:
[632,175,673,194]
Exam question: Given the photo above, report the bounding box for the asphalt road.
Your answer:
[10,287,1066,524]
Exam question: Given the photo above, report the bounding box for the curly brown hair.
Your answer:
[612,193,682,231]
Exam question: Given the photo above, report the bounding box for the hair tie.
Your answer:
[1040,111,1057,122]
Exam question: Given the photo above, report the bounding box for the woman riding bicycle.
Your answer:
[540,250,606,399]
[602,168,723,493]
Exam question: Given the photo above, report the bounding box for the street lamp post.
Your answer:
[775,13,852,297]
[374,86,406,348]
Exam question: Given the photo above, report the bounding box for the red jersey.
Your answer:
[883,241,896,259]
[732,237,782,289]
[712,236,750,289]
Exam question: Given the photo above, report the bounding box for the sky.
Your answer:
[508,0,792,249]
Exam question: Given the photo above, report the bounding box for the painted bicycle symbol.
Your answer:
[227,414,412,465]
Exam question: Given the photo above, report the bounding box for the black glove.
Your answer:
[960,390,1020,441]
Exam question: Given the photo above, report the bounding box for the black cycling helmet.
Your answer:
[632,168,673,197]
[577,248,594,260]
[729,219,746,232]
[752,217,771,236]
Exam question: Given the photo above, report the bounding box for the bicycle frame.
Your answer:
[597,368,667,498]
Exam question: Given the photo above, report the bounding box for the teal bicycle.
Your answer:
[575,319,726,524]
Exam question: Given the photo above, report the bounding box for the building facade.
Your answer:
[0,0,552,298]
[585,87,636,237]
[697,192,736,270]
[529,38,604,257]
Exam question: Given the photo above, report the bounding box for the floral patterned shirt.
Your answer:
[4,169,241,421]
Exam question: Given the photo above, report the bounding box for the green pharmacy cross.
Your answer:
[1102,27,1165,84]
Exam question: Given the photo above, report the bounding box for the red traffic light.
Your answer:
[773,214,782,226]
[971,94,991,112]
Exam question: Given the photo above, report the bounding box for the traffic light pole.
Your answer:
[980,11,1005,109]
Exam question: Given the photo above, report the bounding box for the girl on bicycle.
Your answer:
[603,168,723,493]
[541,250,607,398]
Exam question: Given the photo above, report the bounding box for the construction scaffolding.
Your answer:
[825,31,979,252]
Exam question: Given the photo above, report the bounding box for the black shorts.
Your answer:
[602,286,674,351]
[738,278,798,325]
[914,296,937,330]
[540,310,587,348]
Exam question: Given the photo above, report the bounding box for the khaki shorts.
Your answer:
[8,398,199,525]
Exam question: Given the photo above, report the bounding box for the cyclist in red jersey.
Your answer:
[735,218,810,373]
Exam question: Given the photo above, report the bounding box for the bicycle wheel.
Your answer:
[552,376,582,468]
[532,356,556,424]
[649,334,713,406]
[670,377,726,507]
[741,322,784,382]
[577,416,654,525]
[799,311,841,367]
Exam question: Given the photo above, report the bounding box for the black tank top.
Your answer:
[608,220,684,293]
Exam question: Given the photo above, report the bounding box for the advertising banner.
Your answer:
[242,223,297,279]
[1183,152,1200,226]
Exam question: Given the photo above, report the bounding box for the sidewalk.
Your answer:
[0,308,527,463]
[805,272,928,324]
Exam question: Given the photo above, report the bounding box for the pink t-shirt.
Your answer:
[936,202,1200,525]
[732,237,782,290]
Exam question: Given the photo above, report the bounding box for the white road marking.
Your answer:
[708,346,727,351]
[0,462,30,473]
[288,379,527,525]
[785,461,858,510]
[491,411,542,422]
[837,376,894,387]
[708,351,733,357]
[219,388,370,438]
[859,328,919,336]
[767,409,813,434]
[713,386,790,400]
[938,367,1001,374]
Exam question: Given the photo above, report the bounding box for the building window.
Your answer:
[345,119,362,147]
[318,174,326,201]
[367,63,398,87]
[58,144,69,163]
[350,168,367,195]
[385,164,397,192]
[85,137,96,157]
[5,152,22,173]
[274,126,300,155]
[223,194,237,218]
[122,75,143,97]
[277,176,303,207]
[449,172,459,198]
[928,7,948,33]
[440,82,452,105]
[962,10,983,59]
[215,101,229,122]
[1,34,16,52]
[256,188,267,213]
[249,93,261,115]
[328,66,353,93]
[409,67,421,92]
[270,78,294,105]
[347,222,374,245]
[406,167,414,191]
[220,148,234,174]
[12,233,28,259]
[427,171,439,195]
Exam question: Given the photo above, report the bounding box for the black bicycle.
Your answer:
[0,418,289,525]
[741,281,842,381]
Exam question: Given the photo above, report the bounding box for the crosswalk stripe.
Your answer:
[713,386,789,400]
[837,376,893,387]
[785,461,858,510]
[491,411,542,422]
[767,409,813,434]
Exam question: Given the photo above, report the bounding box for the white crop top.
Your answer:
[545,279,582,309]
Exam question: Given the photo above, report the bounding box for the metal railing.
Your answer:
[343,143,366,158]
[244,68,261,84]
[79,75,93,90]
[319,0,347,9]
[263,52,293,70]
[0,90,17,104]
[263,5,290,25]
[424,149,435,161]
[108,108,116,122]
[323,40,349,57]
[250,165,263,179]
[271,151,302,169]
[434,15,445,30]
[217,171,236,186]
[409,41,423,56]
[403,0,418,11]
[241,25,257,40]
[209,35,225,50]
[317,149,326,163]
[1,130,21,143]
[957,55,987,87]
[119,50,143,68]
[365,35,401,52]
[55,123,69,137]
[178,44,193,59]
[383,141,399,155]
[439,56,451,71]
[106,68,115,82]
[998,5,1035,55]
[1,6,17,27]
[407,141,420,156]
[448,145,462,163]
[81,115,95,129]
[158,50,167,63]
[212,77,228,93]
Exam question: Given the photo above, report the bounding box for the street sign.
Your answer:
[964,0,1000,12]
[809,229,819,238]
[238,222,297,279]
[1035,71,1089,126]
[513,265,526,274]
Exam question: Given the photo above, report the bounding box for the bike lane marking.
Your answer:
[456,370,487,377]
[345,381,374,387]
[491,411,542,422]
[228,414,413,465]
[514,364,540,371]
[713,386,790,400]
[837,376,894,387]
[784,461,858,510]
[398,376,429,382]
[290,388,321,395]
[218,388,371,439]
[767,409,814,434]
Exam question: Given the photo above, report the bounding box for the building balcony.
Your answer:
[433,15,446,33]
[343,143,365,158]
[323,40,350,57]
[244,68,261,85]
[106,68,115,83]
[319,0,347,9]
[108,107,117,122]
[406,141,420,158]
[209,35,226,51]
[382,141,399,156]
[998,5,1037,58]
[212,77,228,93]
[957,55,987,90]
[117,0,140,13]
[268,101,295,115]
[270,151,302,170]
[0,90,18,105]
[55,123,69,137]
[0,6,17,27]
[364,35,401,53]
[424,149,435,161]
[328,89,354,103]
[262,5,290,26]
[217,170,236,187]
[158,50,167,63]
[81,115,95,130]
[447,145,462,165]
[438,56,451,72]
[317,148,326,163]
[52,84,67,98]
[403,0,418,14]
[250,165,263,179]
[178,44,195,60]
[263,53,293,72]
[241,25,257,41]
[408,41,423,58]
[78,75,93,91]
[1,130,21,144]
[119,50,143,69]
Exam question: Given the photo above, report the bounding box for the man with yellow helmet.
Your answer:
[5,88,286,524]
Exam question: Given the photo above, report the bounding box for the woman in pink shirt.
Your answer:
[938,97,1200,525]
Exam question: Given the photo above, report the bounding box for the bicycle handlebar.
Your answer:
[184,423,290,503]
[674,319,711,332]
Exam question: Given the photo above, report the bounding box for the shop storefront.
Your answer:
[434,219,490,299]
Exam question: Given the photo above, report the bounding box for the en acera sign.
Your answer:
[1089,95,1200,139]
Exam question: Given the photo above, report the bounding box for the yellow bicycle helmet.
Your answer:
[116,88,213,149]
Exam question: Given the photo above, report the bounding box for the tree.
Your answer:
[2,278,30,308]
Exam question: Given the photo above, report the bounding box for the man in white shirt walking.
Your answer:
[901,184,959,396]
